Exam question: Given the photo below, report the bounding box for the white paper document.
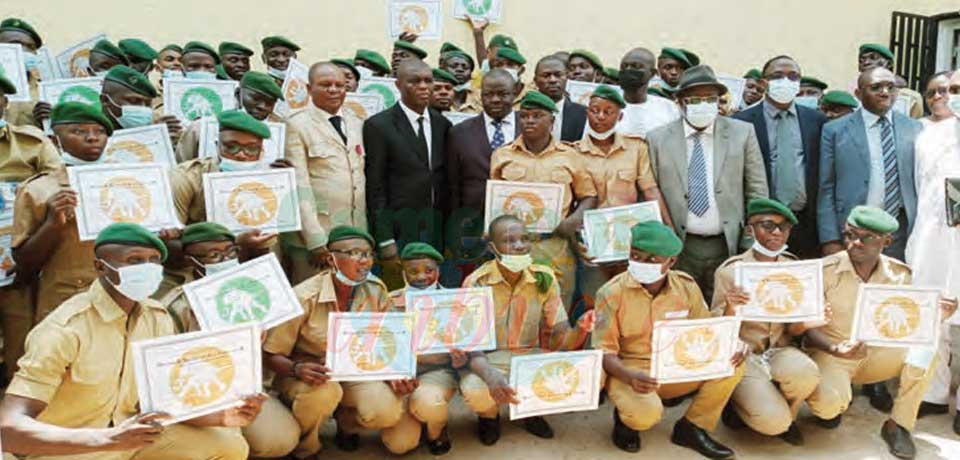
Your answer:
[851,284,942,348]
[582,202,661,263]
[650,317,741,384]
[509,350,603,420]
[734,259,824,323]
[405,287,496,355]
[202,168,301,234]
[325,312,416,381]
[103,124,176,166]
[163,78,238,122]
[484,180,565,234]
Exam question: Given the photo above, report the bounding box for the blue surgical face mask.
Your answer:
[0,119,7,130]
[794,96,820,109]
[218,156,262,172]
[267,66,287,80]
[162,69,184,80]
[23,52,39,73]
[60,150,105,166]
[105,95,153,128]
[184,70,217,80]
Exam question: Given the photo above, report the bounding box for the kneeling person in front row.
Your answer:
[594,221,746,460]
[0,222,264,460]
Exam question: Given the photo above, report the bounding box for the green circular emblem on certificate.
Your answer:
[58,86,100,105]
[463,0,492,15]
[180,87,223,120]
[360,84,397,108]
[215,276,271,323]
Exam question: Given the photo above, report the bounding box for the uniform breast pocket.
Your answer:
[615,169,636,183]
[550,168,573,185]
[502,163,527,181]
[307,141,341,160]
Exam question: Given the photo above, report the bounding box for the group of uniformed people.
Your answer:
[0,14,957,460]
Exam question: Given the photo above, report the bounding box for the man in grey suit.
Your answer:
[648,65,769,302]
[817,66,919,261]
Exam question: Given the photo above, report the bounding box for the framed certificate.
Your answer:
[56,33,107,77]
[734,259,824,323]
[163,78,238,122]
[405,287,496,355]
[38,77,103,105]
[272,58,310,119]
[389,0,443,40]
[484,180,565,234]
[443,111,475,126]
[68,163,181,241]
[103,124,176,167]
[133,324,262,425]
[0,224,14,287]
[453,0,503,23]
[35,46,61,81]
[183,253,302,331]
[325,312,416,381]
[582,202,661,263]
[202,168,301,234]
[344,92,385,120]
[358,76,400,108]
[851,284,941,348]
[198,117,286,163]
[718,76,746,110]
[650,317,741,384]
[0,44,30,102]
[509,350,603,420]
[566,80,624,107]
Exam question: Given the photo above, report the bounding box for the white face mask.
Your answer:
[504,67,520,82]
[751,240,788,258]
[587,123,616,140]
[767,78,800,105]
[497,252,533,273]
[218,156,262,172]
[195,257,239,277]
[162,69,184,80]
[949,94,960,118]
[628,260,665,284]
[60,149,104,166]
[102,260,164,301]
[184,70,217,80]
[267,66,288,80]
[684,101,718,129]
[332,256,368,286]
[794,96,819,109]
[454,82,471,92]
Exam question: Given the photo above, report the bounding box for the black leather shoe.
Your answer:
[426,426,452,456]
[953,412,960,436]
[863,382,894,412]
[814,414,842,429]
[881,420,916,459]
[334,429,359,452]
[523,416,554,439]
[917,401,949,418]
[778,422,805,446]
[612,409,641,453]
[477,415,501,446]
[721,403,745,430]
[670,417,734,460]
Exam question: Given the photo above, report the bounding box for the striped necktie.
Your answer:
[688,133,709,217]
[878,117,902,216]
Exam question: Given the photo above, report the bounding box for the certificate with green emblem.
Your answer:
[582,202,661,263]
[405,287,496,355]
[163,78,238,122]
[326,312,417,382]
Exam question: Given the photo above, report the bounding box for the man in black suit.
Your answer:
[364,59,452,287]
[733,55,826,259]
[446,69,518,274]
[533,55,587,142]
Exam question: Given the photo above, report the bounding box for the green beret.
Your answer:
[218,41,254,57]
[181,222,235,246]
[160,44,183,54]
[440,42,464,55]
[182,41,220,64]
[647,86,674,98]
[0,69,16,95]
[0,18,41,48]
[118,39,157,62]
[215,64,229,80]
[91,40,129,64]
[440,50,474,68]
[520,90,557,113]
[570,49,603,70]
[105,65,158,98]
[630,221,682,257]
[355,49,391,75]
[327,225,375,248]
[95,222,168,262]
[659,47,692,68]
[743,68,762,80]
[859,43,894,61]
[50,101,114,135]
[800,76,828,90]
[400,242,443,263]
[489,34,518,51]
[261,36,300,52]
[821,90,859,109]
[394,40,427,59]
[747,198,798,225]
[591,84,625,108]
[331,58,360,82]
[680,49,700,67]
[240,71,283,101]
[602,67,620,81]
[847,206,898,234]
[495,47,526,66]
[432,68,458,86]
[217,110,271,139]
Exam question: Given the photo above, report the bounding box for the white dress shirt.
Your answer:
[483,110,516,145]
[861,108,895,208]
[683,121,722,235]
[616,95,681,138]
[399,100,432,168]
[551,97,566,141]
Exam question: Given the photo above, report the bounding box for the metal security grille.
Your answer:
[889,11,936,92]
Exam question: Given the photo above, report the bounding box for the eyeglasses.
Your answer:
[220,143,262,159]
[752,220,793,233]
[681,95,719,105]
[842,230,882,244]
[188,246,239,263]
[925,87,949,98]
[332,249,374,260]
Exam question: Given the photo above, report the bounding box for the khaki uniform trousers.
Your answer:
[806,347,936,430]
[459,350,536,418]
[531,236,577,312]
[730,347,820,435]
[339,381,421,455]
[0,285,33,381]
[22,424,248,460]
[275,376,343,458]
[606,358,745,432]
[409,367,459,439]
[239,395,300,459]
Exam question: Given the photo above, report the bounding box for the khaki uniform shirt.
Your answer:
[710,248,798,354]
[284,104,367,250]
[575,133,657,208]
[490,138,597,219]
[12,165,96,319]
[819,251,912,344]
[389,286,451,369]
[454,87,482,114]
[6,279,175,429]
[263,270,390,359]
[462,260,568,354]
[593,270,710,363]
[171,157,218,224]
[161,286,200,333]
[0,123,61,183]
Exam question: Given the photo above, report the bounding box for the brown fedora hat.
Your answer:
[676,64,728,96]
